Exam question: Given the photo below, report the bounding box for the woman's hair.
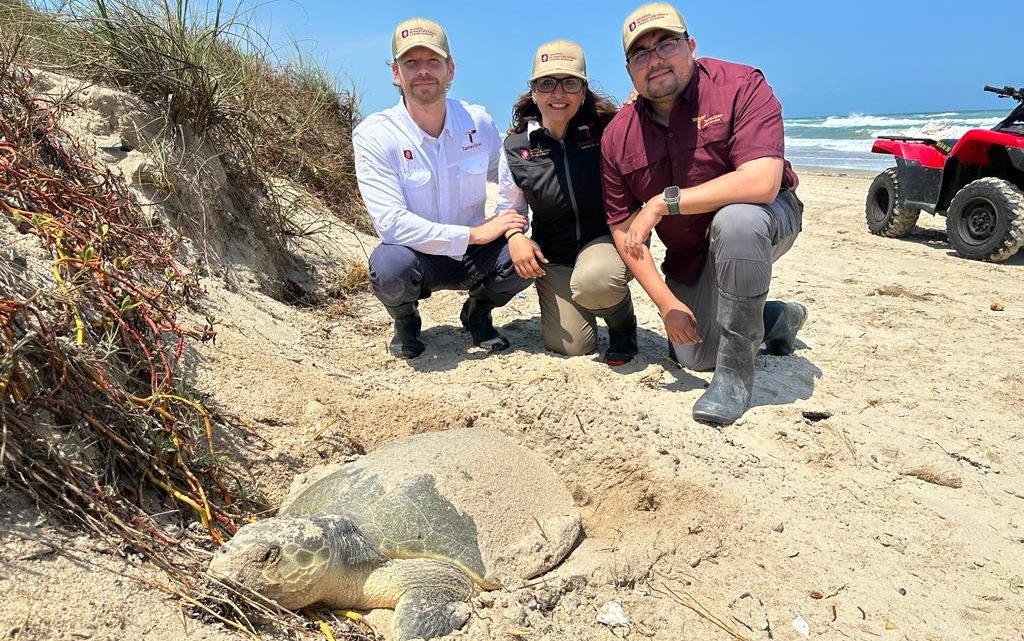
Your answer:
[507,83,619,135]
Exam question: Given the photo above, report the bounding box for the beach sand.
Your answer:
[2,90,1023,641]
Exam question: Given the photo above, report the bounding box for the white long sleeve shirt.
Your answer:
[494,121,541,233]
[353,98,501,257]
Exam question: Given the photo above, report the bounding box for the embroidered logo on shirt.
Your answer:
[462,129,482,152]
[692,113,723,131]
[403,149,413,160]
[519,147,531,160]
[577,125,600,150]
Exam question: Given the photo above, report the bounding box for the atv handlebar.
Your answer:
[984,84,1024,100]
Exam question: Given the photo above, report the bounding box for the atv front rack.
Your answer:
[876,135,955,155]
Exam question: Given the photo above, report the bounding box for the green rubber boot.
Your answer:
[763,300,807,356]
[692,291,766,426]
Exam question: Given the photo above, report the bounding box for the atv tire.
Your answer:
[945,177,1024,262]
[865,168,921,237]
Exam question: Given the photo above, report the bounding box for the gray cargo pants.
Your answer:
[668,190,802,371]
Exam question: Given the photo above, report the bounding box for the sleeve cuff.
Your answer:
[730,149,784,168]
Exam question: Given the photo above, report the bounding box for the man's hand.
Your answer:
[508,234,548,278]
[659,299,701,345]
[469,210,526,245]
[623,196,666,260]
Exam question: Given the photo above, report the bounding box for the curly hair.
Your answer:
[507,84,619,135]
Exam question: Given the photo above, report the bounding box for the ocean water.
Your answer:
[784,109,1006,171]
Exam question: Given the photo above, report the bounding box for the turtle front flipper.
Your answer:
[392,585,472,641]
[374,558,475,641]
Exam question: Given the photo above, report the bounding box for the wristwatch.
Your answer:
[663,185,680,215]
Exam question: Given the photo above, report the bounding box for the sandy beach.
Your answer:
[3,83,1023,641]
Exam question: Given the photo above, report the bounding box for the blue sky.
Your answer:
[255,0,1021,126]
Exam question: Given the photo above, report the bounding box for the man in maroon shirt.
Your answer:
[602,2,807,426]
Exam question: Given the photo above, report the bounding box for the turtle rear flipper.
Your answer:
[392,585,473,641]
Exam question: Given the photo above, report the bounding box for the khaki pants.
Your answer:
[535,236,632,356]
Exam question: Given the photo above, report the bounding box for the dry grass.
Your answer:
[1,0,369,234]
[323,262,370,318]
[0,3,374,635]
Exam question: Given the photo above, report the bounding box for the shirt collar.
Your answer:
[394,97,455,141]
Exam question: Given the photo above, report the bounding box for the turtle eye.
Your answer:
[260,545,281,564]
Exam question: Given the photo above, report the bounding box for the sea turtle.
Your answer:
[209,427,581,640]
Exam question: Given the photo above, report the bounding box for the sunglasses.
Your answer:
[533,76,585,94]
[626,35,687,70]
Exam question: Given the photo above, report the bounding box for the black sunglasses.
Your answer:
[533,76,585,94]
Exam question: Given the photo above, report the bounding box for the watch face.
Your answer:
[664,186,680,200]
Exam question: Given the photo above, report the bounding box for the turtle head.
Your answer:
[209,516,344,609]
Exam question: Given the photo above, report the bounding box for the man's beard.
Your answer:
[643,65,679,100]
[404,78,447,106]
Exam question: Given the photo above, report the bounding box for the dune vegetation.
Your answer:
[1,1,371,637]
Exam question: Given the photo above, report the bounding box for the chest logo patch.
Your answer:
[576,124,600,150]
[403,149,413,160]
[463,128,482,152]
[519,147,531,160]
[692,113,723,131]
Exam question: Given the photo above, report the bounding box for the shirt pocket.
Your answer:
[620,148,670,201]
[401,169,434,214]
[457,154,489,210]
[689,127,732,183]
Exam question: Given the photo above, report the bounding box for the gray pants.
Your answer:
[669,190,802,371]
[535,236,632,356]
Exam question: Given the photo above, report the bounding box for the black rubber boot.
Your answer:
[385,302,425,359]
[460,285,512,352]
[594,294,638,365]
[692,291,767,426]
[762,300,807,356]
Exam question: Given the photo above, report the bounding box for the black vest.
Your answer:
[502,122,610,265]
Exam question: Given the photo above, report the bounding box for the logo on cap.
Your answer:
[401,29,409,38]
[403,149,413,160]
[541,54,549,62]
[629,21,637,32]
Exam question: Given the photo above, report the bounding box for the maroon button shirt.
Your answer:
[601,57,799,285]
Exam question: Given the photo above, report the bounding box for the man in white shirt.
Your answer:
[353,17,529,359]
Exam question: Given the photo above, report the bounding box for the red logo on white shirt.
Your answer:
[403,149,413,160]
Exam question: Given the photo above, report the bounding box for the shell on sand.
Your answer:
[280,427,581,587]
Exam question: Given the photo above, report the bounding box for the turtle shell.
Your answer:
[280,427,580,588]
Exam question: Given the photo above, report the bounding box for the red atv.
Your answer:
[865,85,1024,262]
